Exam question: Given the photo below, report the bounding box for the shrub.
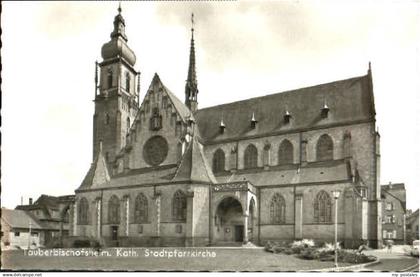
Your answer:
[273,246,286,254]
[336,250,373,264]
[319,254,334,262]
[298,248,320,260]
[73,239,91,248]
[264,241,274,253]
[284,248,294,255]
[290,239,316,254]
[291,239,315,248]
[318,242,336,256]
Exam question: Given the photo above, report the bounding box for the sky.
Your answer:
[1,1,419,211]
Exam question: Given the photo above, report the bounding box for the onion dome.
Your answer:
[101,5,136,66]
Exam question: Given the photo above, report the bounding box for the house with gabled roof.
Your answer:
[15,194,74,246]
[1,208,50,249]
[380,183,407,244]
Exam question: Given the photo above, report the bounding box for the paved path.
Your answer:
[361,245,419,272]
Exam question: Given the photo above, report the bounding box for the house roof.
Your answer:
[381,183,406,191]
[381,183,406,212]
[194,74,375,143]
[1,208,46,230]
[15,194,75,218]
[407,209,419,222]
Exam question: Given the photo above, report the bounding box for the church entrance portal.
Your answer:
[215,197,244,244]
[234,225,244,242]
[111,226,118,241]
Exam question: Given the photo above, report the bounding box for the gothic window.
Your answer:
[314,190,332,223]
[78,197,89,225]
[162,96,168,109]
[343,131,352,158]
[263,143,271,166]
[127,117,130,134]
[177,142,183,161]
[212,149,225,173]
[244,144,258,169]
[145,100,150,113]
[134,193,148,223]
[150,107,162,131]
[278,139,294,165]
[108,195,120,224]
[316,134,334,161]
[105,113,110,125]
[172,190,187,222]
[270,193,286,224]
[107,68,113,88]
[125,72,130,93]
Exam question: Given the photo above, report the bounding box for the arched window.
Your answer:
[270,193,286,224]
[343,131,352,158]
[263,143,271,166]
[107,68,113,88]
[314,190,332,223]
[316,134,334,161]
[127,117,131,134]
[134,193,148,223]
[278,139,294,165]
[105,113,110,125]
[244,144,258,169]
[125,72,131,92]
[108,195,120,224]
[78,197,89,225]
[212,149,225,173]
[172,190,187,222]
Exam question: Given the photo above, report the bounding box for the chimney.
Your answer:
[29,198,33,205]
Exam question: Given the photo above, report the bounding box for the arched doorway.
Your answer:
[214,197,244,243]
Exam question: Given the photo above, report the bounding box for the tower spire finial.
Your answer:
[185,13,198,112]
[118,1,122,14]
[191,13,195,38]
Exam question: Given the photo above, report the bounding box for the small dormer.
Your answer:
[219,118,226,134]
[284,109,292,124]
[251,112,258,129]
[321,101,330,118]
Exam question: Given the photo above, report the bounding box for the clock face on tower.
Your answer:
[143,136,168,166]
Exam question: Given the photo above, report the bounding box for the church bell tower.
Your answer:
[92,5,140,168]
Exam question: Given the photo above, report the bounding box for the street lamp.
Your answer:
[332,190,341,268]
[28,221,32,250]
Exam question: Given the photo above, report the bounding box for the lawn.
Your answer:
[1,247,352,271]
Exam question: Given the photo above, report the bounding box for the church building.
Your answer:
[70,7,383,248]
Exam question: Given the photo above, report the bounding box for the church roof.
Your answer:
[172,136,217,184]
[215,159,351,187]
[163,83,195,123]
[77,145,110,190]
[194,74,375,143]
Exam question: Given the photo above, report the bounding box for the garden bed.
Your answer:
[264,239,376,265]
